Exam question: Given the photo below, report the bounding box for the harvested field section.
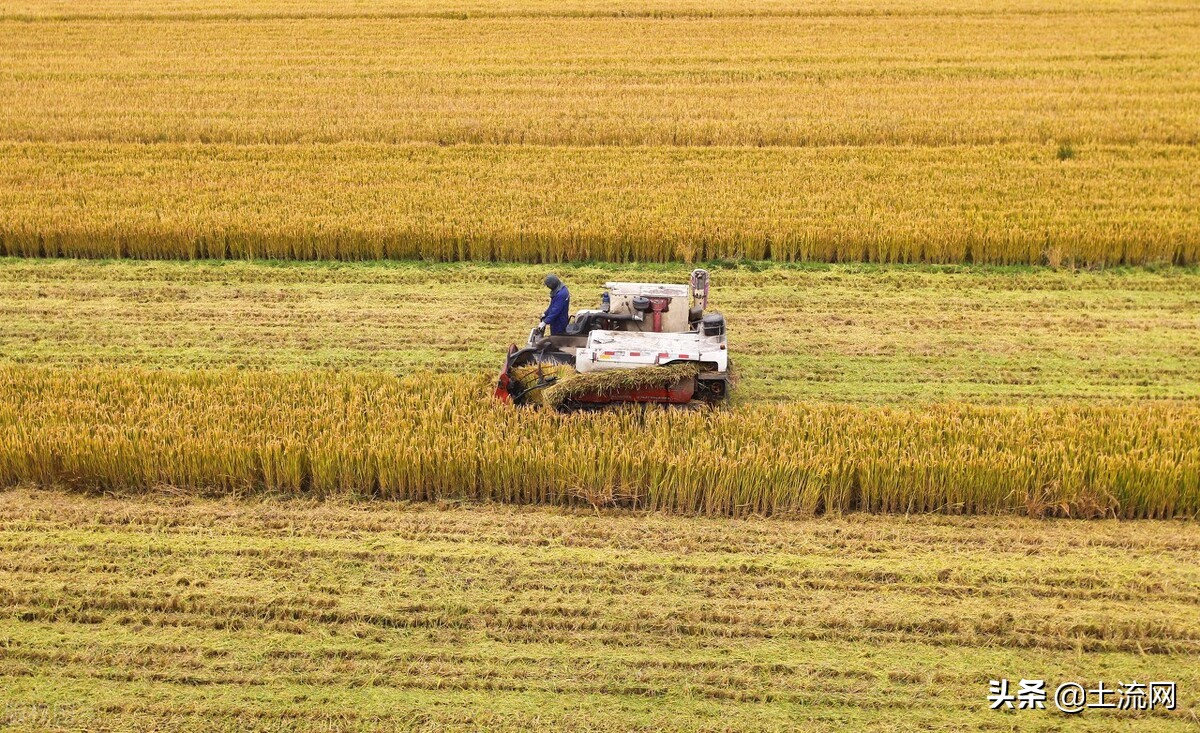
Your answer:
[0,490,1197,731]
[2,367,1197,517]
[1,143,1196,265]
[3,260,1198,403]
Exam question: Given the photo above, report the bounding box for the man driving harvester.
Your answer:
[539,273,571,336]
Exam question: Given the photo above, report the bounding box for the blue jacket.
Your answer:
[543,285,571,335]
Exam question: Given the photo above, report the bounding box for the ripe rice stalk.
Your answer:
[1,1,1197,267]
[0,143,1196,267]
[2,8,1196,148]
[2,366,1197,519]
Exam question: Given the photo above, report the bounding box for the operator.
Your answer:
[539,273,571,336]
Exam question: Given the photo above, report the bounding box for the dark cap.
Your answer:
[543,273,562,290]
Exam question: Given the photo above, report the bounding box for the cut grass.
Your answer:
[542,363,702,408]
[0,489,1197,731]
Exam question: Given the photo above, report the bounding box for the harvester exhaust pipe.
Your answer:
[632,295,670,332]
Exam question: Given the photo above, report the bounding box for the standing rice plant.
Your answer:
[1,366,1196,518]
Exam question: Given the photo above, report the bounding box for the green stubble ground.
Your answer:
[0,489,1196,731]
[1,259,1197,403]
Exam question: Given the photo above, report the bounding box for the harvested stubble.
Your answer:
[2,489,1199,732]
[2,367,1196,518]
[3,490,1199,731]
[4,259,1200,405]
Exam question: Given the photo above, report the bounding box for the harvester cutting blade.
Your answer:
[496,342,577,406]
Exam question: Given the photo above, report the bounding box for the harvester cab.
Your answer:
[495,269,730,408]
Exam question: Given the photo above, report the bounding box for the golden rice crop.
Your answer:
[2,367,1195,518]
[2,7,1196,147]
[0,0,1197,266]
[1,142,1196,266]
[4,0,1183,21]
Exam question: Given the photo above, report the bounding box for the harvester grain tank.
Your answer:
[495,269,730,407]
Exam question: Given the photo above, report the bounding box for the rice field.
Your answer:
[2,143,1196,265]
[3,1,1198,727]
[0,0,1197,264]
[4,4,1197,147]
[4,366,1198,518]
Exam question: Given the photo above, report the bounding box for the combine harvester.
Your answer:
[495,269,731,409]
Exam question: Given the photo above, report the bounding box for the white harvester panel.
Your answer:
[576,330,729,373]
[604,282,690,333]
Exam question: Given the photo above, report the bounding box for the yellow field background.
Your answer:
[0,0,1197,263]
[4,0,1192,17]
[3,6,1196,146]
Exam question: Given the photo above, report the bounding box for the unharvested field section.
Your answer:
[0,490,1197,730]
[2,143,1196,265]
[3,9,1196,146]
[4,0,1195,19]
[0,0,1197,265]
[3,368,1197,517]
